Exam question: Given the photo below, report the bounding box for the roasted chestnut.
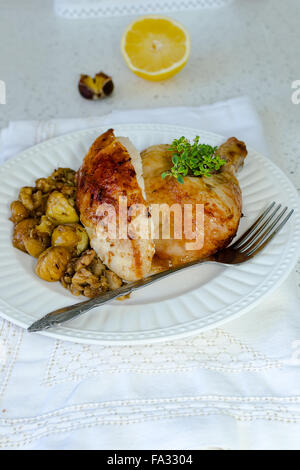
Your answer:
[78,72,114,100]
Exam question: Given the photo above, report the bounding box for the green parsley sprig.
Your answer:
[161,136,226,184]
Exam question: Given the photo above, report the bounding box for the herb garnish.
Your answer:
[161,136,226,184]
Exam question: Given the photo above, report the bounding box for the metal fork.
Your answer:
[28,202,294,332]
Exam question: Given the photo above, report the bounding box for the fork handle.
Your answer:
[28,257,212,332]
[28,284,135,332]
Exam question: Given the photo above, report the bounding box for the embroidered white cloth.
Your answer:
[0,97,300,450]
[54,0,235,18]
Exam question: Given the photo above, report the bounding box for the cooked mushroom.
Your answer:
[105,270,123,290]
[19,187,43,211]
[35,177,55,193]
[74,249,96,271]
[72,268,109,298]
[51,168,76,185]
[90,257,106,276]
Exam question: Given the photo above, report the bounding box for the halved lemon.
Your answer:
[121,15,191,81]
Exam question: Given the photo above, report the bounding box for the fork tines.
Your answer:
[232,202,294,257]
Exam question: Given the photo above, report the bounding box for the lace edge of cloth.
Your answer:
[54,0,235,18]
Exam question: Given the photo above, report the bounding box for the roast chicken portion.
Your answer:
[141,137,247,266]
[76,129,155,281]
[77,129,247,281]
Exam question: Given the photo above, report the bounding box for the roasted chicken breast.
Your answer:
[141,137,247,265]
[77,129,155,281]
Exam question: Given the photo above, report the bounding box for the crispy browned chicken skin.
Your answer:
[77,129,154,281]
[141,137,247,265]
[77,131,247,277]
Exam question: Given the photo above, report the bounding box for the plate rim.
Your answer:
[0,122,299,344]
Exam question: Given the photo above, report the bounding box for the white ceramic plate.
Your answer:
[0,124,299,344]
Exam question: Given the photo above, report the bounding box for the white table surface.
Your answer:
[0,0,299,295]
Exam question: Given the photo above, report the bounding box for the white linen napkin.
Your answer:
[0,96,300,450]
[54,0,235,18]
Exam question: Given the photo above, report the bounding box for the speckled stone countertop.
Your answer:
[0,0,299,293]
